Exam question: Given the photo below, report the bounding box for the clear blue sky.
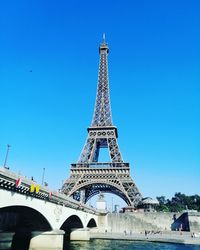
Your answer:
[0,1,199,206]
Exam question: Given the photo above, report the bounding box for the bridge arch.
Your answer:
[60,215,83,240]
[86,218,97,228]
[0,205,52,232]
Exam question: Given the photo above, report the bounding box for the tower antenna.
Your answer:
[103,33,106,43]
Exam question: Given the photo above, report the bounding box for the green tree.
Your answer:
[156,193,200,212]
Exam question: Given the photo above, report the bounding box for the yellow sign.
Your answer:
[30,184,35,192]
[35,185,40,194]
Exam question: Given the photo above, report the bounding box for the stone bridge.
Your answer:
[0,167,104,249]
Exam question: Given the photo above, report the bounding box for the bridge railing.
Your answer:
[0,167,100,215]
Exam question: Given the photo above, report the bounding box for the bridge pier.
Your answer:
[0,230,64,250]
[29,230,64,250]
[70,228,90,241]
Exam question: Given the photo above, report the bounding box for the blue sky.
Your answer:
[0,0,199,207]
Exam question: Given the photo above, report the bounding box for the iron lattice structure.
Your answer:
[62,37,142,207]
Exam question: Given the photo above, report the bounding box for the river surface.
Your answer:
[65,239,200,250]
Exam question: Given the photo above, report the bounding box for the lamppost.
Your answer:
[41,167,45,185]
[3,144,11,169]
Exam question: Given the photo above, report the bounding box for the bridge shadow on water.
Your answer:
[11,229,32,250]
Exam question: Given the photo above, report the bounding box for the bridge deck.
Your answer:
[0,167,100,215]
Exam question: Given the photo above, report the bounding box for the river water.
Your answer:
[65,239,200,250]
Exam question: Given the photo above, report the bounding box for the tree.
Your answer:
[156,193,200,212]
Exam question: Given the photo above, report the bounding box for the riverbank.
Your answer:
[90,231,200,245]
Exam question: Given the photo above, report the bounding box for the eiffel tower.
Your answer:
[62,35,142,207]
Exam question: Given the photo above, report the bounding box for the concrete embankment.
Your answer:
[98,212,200,233]
[95,211,200,245]
[90,231,200,245]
